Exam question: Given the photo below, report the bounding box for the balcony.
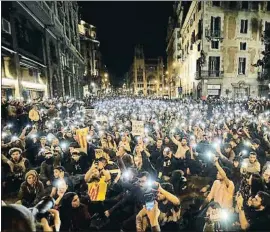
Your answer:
[195,70,224,80]
[205,29,223,41]
[21,2,53,25]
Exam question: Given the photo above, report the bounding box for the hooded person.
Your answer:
[17,170,45,207]
[59,192,91,231]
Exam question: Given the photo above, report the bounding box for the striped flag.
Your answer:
[76,127,89,153]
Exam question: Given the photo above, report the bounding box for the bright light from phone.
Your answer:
[221,209,229,221]
[244,141,251,147]
[11,136,18,141]
[146,179,154,188]
[123,170,131,179]
[207,152,213,159]
[60,142,67,149]
[242,161,248,169]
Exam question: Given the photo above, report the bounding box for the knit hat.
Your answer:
[25,170,38,181]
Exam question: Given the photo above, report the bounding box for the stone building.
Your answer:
[128,45,164,96]
[1,1,84,100]
[79,20,101,96]
[167,1,270,99]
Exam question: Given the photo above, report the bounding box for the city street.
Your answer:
[1,1,270,232]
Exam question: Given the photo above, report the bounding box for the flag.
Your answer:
[87,177,107,201]
[76,127,89,153]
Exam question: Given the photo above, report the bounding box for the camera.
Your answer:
[30,196,55,225]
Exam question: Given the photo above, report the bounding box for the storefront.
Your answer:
[21,81,47,100]
[1,78,16,99]
[231,81,250,99]
[207,84,221,98]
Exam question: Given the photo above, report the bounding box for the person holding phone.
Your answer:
[136,182,180,231]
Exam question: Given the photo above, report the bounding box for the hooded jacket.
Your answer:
[18,170,44,207]
[59,192,91,231]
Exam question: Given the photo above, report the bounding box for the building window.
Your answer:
[211,40,219,49]
[212,1,221,7]
[198,1,201,11]
[197,43,201,51]
[208,56,220,76]
[209,56,220,74]
[267,2,270,11]
[191,31,196,44]
[240,19,248,33]
[198,19,202,39]
[238,57,246,74]
[251,2,259,10]
[211,16,221,37]
[241,2,249,10]
[240,42,247,50]
[229,1,237,9]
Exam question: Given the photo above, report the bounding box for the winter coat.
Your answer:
[18,170,44,207]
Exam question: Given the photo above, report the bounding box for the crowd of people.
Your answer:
[1,96,270,232]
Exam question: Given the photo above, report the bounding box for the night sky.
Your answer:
[78,1,174,85]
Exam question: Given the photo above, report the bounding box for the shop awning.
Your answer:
[21,81,46,91]
[2,78,16,88]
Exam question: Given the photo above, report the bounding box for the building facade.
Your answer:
[167,1,270,99]
[1,1,84,100]
[166,3,182,98]
[129,45,164,96]
[79,20,101,96]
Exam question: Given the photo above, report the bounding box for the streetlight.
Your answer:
[91,82,95,87]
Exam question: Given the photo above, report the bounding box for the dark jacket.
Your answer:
[60,192,91,231]
[39,158,54,184]
[18,181,44,207]
[138,151,157,177]
[156,156,179,178]
[64,154,89,175]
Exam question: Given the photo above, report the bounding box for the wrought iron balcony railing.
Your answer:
[205,29,223,41]
[195,70,224,80]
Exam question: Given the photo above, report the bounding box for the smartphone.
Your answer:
[145,201,155,210]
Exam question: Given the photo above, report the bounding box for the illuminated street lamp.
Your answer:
[91,82,95,87]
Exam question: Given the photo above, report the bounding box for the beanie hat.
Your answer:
[25,170,38,181]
